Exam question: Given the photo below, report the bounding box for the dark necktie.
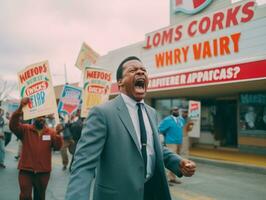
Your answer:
[137,103,147,178]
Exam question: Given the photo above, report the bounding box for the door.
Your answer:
[215,100,238,147]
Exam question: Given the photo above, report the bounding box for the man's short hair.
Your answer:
[116,56,141,82]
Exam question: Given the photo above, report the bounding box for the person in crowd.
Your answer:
[179,109,194,158]
[68,109,84,171]
[158,106,184,184]
[14,139,22,160]
[9,97,63,200]
[59,113,75,170]
[0,107,6,168]
[4,111,12,146]
[245,106,257,129]
[65,56,196,200]
[46,113,56,129]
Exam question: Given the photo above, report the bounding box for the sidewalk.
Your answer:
[189,146,266,174]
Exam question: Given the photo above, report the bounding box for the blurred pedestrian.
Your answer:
[9,97,63,200]
[245,106,257,129]
[46,113,56,129]
[158,106,183,184]
[59,114,75,170]
[68,109,84,171]
[179,109,194,158]
[65,56,196,200]
[4,111,12,146]
[0,107,6,168]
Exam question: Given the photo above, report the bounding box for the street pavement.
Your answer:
[1,138,266,200]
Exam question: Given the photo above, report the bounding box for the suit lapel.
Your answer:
[115,95,141,155]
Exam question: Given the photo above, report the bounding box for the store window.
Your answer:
[201,105,215,131]
[239,93,266,132]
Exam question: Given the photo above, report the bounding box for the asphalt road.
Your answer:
[1,138,266,200]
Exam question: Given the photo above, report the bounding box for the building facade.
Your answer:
[59,0,266,154]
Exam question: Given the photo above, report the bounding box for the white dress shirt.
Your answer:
[121,93,155,180]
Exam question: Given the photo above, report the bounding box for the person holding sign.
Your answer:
[9,97,63,200]
[65,56,196,200]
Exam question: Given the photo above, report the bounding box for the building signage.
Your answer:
[148,59,266,91]
[143,1,259,74]
[188,100,201,138]
[110,59,266,94]
[173,0,213,15]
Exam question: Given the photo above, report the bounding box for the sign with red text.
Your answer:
[142,1,264,75]
[81,67,111,118]
[188,100,201,138]
[18,60,58,120]
[110,59,266,94]
[173,0,213,14]
[58,85,82,116]
[75,42,100,70]
[148,59,266,90]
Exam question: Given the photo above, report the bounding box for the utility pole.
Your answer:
[64,63,68,84]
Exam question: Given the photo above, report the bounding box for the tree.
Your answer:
[0,76,17,103]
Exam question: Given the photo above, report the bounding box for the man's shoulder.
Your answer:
[163,115,172,121]
[96,97,119,110]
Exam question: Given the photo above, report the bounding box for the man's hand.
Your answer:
[55,124,64,135]
[180,159,196,177]
[19,97,30,109]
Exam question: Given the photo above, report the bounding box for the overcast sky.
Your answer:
[0,0,265,98]
[0,0,170,87]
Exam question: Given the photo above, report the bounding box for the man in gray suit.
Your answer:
[65,56,196,200]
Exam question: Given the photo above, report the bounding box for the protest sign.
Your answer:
[188,100,201,138]
[81,67,111,118]
[75,42,100,70]
[58,84,82,116]
[18,60,58,120]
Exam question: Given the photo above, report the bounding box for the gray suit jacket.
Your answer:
[65,95,182,200]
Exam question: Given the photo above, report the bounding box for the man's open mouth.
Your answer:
[134,79,145,89]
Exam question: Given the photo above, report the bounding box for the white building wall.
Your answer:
[96,0,266,81]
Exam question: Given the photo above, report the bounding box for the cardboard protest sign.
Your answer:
[188,100,201,138]
[18,60,58,120]
[58,84,82,116]
[81,67,111,118]
[75,42,100,70]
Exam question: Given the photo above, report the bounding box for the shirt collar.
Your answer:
[121,93,144,109]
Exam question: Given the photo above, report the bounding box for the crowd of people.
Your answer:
[0,55,196,200]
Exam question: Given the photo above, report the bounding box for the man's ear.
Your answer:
[118,79,123,87]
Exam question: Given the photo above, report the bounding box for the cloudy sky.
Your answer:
[0,0,265,98]
[0,0,169,87]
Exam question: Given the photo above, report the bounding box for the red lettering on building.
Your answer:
[144,1,255,49]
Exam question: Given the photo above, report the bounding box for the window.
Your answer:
[239,93,266,132]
